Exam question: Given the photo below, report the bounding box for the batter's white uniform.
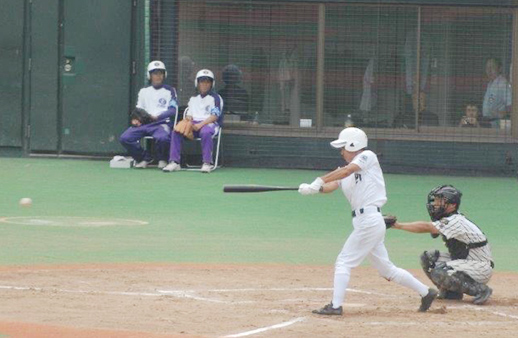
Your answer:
[433,214,493,284]
[332,150,429,307]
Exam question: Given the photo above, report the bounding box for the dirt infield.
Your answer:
[0,263,517,338]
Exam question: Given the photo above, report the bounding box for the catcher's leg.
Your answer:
[420,250,463,300]
[420,250,440,281]
[430,266,492,304]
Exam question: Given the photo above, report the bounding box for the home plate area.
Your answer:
[0,264,517,337]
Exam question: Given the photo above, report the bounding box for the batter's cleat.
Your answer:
[157,160,168,169]
[312,303,343,316]
[162,162,181,172]
[473,286,492,305]
[437,288,463,300]
[134,160,150,169]
[419,288,438,312]
[201,163,212,173]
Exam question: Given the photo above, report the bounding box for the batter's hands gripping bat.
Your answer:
[223,185,298,193]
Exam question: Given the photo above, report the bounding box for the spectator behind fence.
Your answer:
[482,58,512,128]
[394,91,438,127]
[119,60,178,169]
[459,103,480,128]
[219,64,249,118]
[163,69,223,174]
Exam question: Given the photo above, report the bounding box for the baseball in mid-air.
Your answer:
[19,197,32,207]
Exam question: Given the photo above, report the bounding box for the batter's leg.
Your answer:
[369,242,430,296]
[331,223,385,309]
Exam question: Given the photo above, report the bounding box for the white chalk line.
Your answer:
[3,284,518,330]
[223,317,306,338]
[449,304,518,320]
[363,321,511,326]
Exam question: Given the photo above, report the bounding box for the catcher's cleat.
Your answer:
[473,286,492,305]
[158,160,167,169]
[437,288,463,300]
[134,160,150,169]
[419,288,438,312]
[312,303,343,316]
[162,162,181,172]
[201,163,212,173]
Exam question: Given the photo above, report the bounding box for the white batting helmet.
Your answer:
[147,60,167,80]
[195,69,215,88]
[330,127,368,152]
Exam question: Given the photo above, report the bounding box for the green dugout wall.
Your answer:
[0,0,145,156]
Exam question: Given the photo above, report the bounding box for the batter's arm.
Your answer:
[321,163,361,183]
[320,181,340,193]
[393,221,440,235]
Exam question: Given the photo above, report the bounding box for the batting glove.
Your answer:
[298,183,319,195]
[309,177,324,191]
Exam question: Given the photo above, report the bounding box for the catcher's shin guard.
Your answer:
[420,250,440,282]
[430,268,491,304]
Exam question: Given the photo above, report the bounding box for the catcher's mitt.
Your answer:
[174,119,194,140]
[383,214,397,229]
[130,108,154,126]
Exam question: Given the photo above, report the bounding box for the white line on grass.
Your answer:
[223,317,305,337]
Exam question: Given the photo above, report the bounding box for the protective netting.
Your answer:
[146,0,517,172]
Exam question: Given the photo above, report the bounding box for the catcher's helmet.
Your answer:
[330,127,368,152]
[426,185,462,221]
[195,69,215,88]
[147,60,167,80]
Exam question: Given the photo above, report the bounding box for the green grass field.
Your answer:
[1,157,517,271]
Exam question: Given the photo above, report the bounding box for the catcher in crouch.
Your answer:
[389,185,493,305]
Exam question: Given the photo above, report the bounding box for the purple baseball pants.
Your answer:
[119,122,171,162]
[169,121,218,164]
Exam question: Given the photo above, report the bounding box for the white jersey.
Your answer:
[186,91,223,122]
[482,75,511,118]
[136,85,178,117]
[432,214,492,263]
[339,150,387,210]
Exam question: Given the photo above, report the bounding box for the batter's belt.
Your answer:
[352,206,381,217]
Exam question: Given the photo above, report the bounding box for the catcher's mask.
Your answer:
[426,185,462,221]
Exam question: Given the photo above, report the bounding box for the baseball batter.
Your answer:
[391,185,493,304]
[119,60,178,169]
[299,127,437,315]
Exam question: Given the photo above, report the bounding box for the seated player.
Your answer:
[162,69,223,173]
[119,61,178,169]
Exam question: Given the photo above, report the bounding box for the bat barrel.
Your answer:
[223,185,298,193]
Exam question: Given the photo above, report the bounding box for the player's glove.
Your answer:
[130,108,154,126]
[383,214,397,229]
[298,183,319,195]
[174,119,194,140]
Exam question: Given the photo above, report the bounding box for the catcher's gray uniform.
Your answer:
[432,213,493,284]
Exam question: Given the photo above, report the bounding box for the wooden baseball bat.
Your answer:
[223,185,298,193]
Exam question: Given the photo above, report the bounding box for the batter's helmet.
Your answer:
[330,127,368,152]
[147,60,167,80]
[195,69,215,88]
[426,185,462,221]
